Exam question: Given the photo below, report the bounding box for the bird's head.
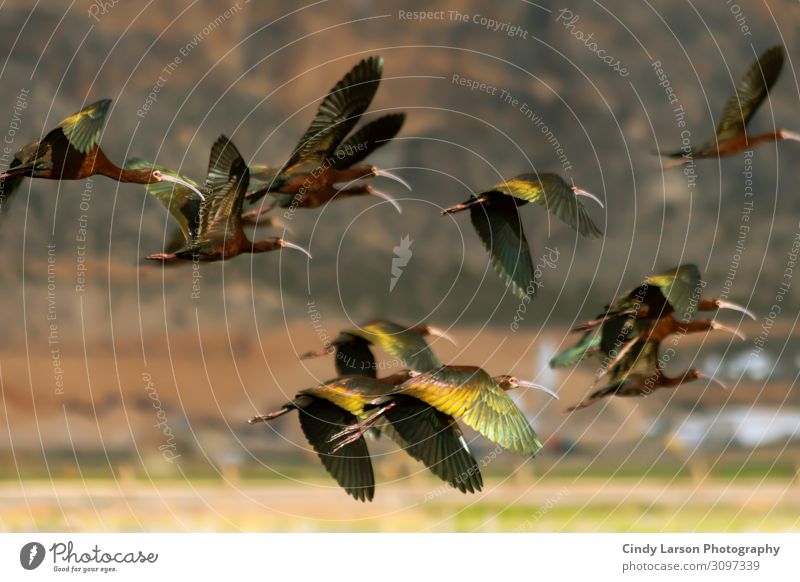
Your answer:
[149,170,207,201]
[494,375,559,399]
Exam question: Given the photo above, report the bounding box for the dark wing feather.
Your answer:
[383,395,482,493]
[285,56,383,169]
[334,335,377,378]
[470,195,536,300]
[56,99,112,154]
[298,397,375,502]
[330,113,405,169]
[715,45,784,142]
[487,173,602,238]
[197,135,249,245]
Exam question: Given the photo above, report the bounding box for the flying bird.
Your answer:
[566,337,727,411]
[658,45,799,167]
[246,56,409,213]
[248,372,483,501]
[330,365,558,456]
[441,172,604,299]
[145,135,310,263]
[552,264,753,372]
[300,320,456,376]
[126,157,287,254]
[0,99,201,211]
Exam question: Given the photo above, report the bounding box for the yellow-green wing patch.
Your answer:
[57,99,111,155]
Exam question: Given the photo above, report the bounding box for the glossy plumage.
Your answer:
[144,135,310,263]
[246,57,407,211]
[565,337,722,411]
[249,373,482,501]
[442,173,603,299]
[658,46,800,165]
[332,365,552,457]
[552,264,753,371]
[0,100,202,212]
[301,320,451,376]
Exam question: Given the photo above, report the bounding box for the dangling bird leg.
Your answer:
[248,407,292,424]
[441,196,489,215]
[329,402,398,452]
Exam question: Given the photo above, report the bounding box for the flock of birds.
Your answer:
[0,44,789,500]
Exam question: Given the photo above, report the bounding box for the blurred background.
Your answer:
[0,0,799,531]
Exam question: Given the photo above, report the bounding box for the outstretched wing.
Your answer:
[644,263,703,320]
[715,45,784,142]
[297,397,374,502]
[125,158,201,243]
[382,395,482,493]
[197,135,249,245]
[486,173,602,238]
[56,99,112,154]
[399,366,543,456]
[549,332,601,368]
[330,113,405,169]
[285,56,383,170]
[351,320,441,373]
[334,335,378,378]
[470,195,536,300]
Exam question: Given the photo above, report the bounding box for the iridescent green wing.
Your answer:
[297,397,374,502]
[470,195,536,300]
[285,56,383,170]
[330,113,405,169]
[714,45,784,143]
[125,158,201,242]
[400,366,543,456]
[197,135,249,245]
[487,173,602,238]
[350,320,441,373]
[382,395,482,493]
[55,99,112,154]
[644,264,702,320]
[549,332,601,368]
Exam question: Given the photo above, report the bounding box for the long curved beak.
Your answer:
[369,187,403,214]
[710,320,746,341]
[516,380,559,400]
[697,372,728,390]
[715,300,756,320]
[779,129,800,142]
[299,346,335,360]
[159,174,205,201]
[279,239,312,259]
[374,169,412,191]
[572,186,604,209]
[426,326,458,346]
